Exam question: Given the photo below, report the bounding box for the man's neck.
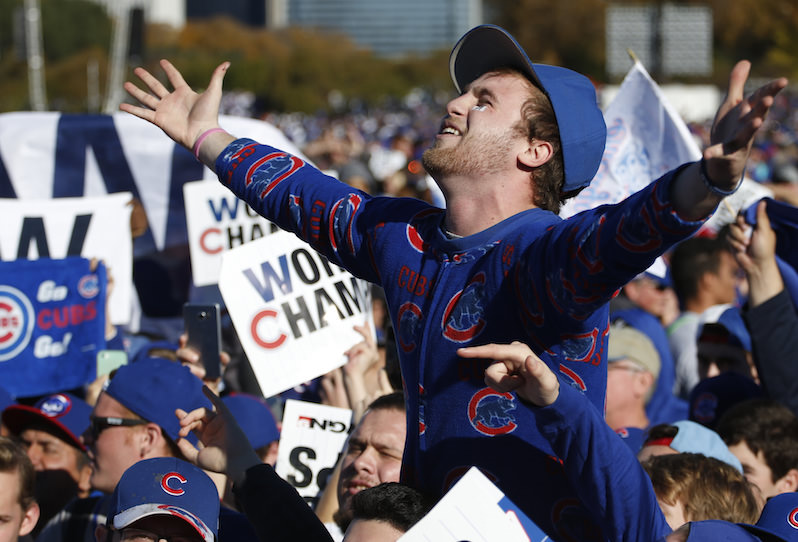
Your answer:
[440,173,537,237]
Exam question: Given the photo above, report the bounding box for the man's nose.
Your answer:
[446,93,474,118]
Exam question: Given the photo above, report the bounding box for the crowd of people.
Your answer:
[2,22,798,542]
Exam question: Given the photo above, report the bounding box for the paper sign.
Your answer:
[219,231,372,398]
[0,257,106,396]
[399,467,548,542]
[275,399,353,503]
[184,180,278,286]
[0,193,132,324]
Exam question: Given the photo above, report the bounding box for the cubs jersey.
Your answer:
[216,140,707,541]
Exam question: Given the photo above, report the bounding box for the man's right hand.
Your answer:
[120,59,229,151]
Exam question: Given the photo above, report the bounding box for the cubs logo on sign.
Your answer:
[38,394,72,418]
[397,302,423,353]
[0,286,35,363]
[161,472,187,496]
[468,388,517,436]
[441,273,486,343]
[77,274,100,299]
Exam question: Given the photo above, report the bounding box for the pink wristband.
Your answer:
[193,127,225,160]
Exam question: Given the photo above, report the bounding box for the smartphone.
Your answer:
[183,303,222,380]
[97,350,128,378]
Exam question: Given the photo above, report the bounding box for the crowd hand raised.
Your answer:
[175,385,260,483]
[120,59,229,150]
[320,367,349,409]
[727,199,782,304]
[704,61,787,189]
[458,341,559,407]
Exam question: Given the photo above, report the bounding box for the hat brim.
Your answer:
[113,504,214,542]
[1,405,85,451]
[450,25,542,95]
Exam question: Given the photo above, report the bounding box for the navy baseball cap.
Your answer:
[104,358,211,443]
[689,372,763,429]
[108,457,219,542]
[221,393,279,450]
[449,24,606,192]
[681,520,763,541]
[2,392,91,451]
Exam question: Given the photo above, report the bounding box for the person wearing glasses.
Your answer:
[93,457,218,542]
[36,358,236,542]
[604,324,662,438]
[1,393,92,537]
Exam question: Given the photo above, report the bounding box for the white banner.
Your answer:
[562,61,702,218]
[275,399,353,503]
[218,232,372,398]
[184,180,277,287]
[0,193,132,324]
[0,112,305,253]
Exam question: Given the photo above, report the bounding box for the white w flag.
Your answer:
[561,60,702,219]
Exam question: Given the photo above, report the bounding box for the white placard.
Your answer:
[0,192,133,324]
[218,231,372,398]
[275,399,353,502]
[399,467,548,542]
[184,179,278,287]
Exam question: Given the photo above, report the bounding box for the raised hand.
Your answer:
[457,341,560,406]
[120,59,229,150]
[704,61,788,190]
[175,385,260,482]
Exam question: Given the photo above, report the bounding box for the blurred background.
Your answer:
[0,0,796,115]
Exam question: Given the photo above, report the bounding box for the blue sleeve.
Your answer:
[214,139,387,283]
[744,289,798,416]
[526,165,710,321]
[534,384,671,542]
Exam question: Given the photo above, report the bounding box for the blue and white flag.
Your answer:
[0,257,106,397]
[561,61,702,218]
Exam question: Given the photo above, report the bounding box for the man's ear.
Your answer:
[139,422,164,458]
[18,501,40,537]
[518,139,553,169]
[775,468,798,493]
[77,458,94,497]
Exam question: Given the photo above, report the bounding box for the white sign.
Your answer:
[562,60,701,218]
[0,192,133,324]
[275,399,353,503]
[399,467,548,542]
[219,232,372,398]
[184,180,278,286]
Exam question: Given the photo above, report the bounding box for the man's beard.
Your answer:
[422,131,518,181]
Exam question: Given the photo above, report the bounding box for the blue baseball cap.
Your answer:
[108,457,219,542]
[2,392,92,451]
[449,25,606,192]
[104,358,211,443]
[670,420,743,473]
[740,492,798,541]
[221,393,279,450]
[682,520,763,541]
[689,372,764,429]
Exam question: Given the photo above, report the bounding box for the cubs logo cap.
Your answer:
[2,392,91,451]
[104,358,211,443]
[449,24,606,193]
[109,457,219,542]
[739,491,798,541]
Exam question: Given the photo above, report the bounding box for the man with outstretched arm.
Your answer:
[121,24,786,540]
